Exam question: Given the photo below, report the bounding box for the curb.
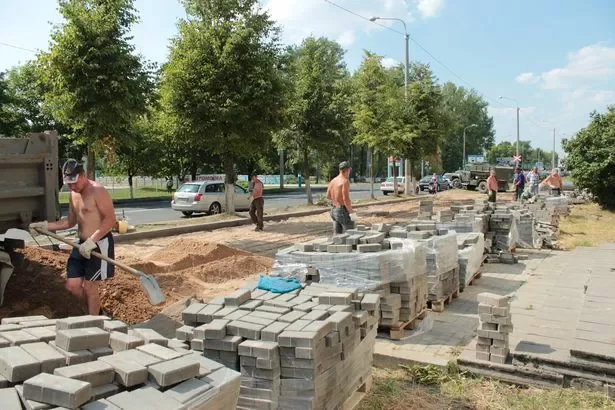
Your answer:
[113,196,417,243]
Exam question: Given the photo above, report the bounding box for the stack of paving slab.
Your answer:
[422,231,460,302]
[475,292,513,364]
[457,232,486,291]
[418,199,434,219]
[0,314,240,409]
[488,207,519,253]
[511,208,540,249]
[181,282,380,410]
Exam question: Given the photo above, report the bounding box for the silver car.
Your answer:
[171,181,251,216]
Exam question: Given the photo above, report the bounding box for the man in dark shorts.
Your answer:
[326,161,355,234]
[29,159,117,315]
[513,166,526,201]
[249,172,265,231]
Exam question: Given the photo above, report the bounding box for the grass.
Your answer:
[559,203,615,249]
[357,366,614,410]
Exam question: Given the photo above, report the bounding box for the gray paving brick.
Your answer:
[127,328,167,346]
[55,327,109,352]
[23,373,91,409]
[98,355,148,387]
[293,301,319,312]
[254,305,291,315]
[249,311,282,321]
[190,339,204,351]
[15,384,52,410]
[136,343,185,361]
[0,346,41,382]
[302,320,334,339]
[56,316,104,330]
[239,314,274,327]
[148,355,200,387]
[195,304,223,324]
[224,309,250,321]
[115,349,162,367]
[174,325,193,342]
[0,324,22,333]
[109,331,144,352]
[477,292,509,307]
[103,321,127,334]
[318,292,353,305]
[194,319,229,340]
[82,398,120,410]
[2,315,48,325]
[239,299,263,311]
[89,347,113,359]
[260,322,289,342]
[302,309,330,321]
[357,243,382,253]
[91,384,120,401]
[203,335,243,352]
[278,310,306,323]
[278,331,318,348]
[19,319,58,329]
[48,341,94,366]
[284,319,313,332]
[0,330,39,345]
[184,351,223,376]
[238,340,279,359]
[0,387,21,410]
[54,361,114,387]
[224,289,251,307]
[227,321,264,340]
[182,302,207,325]
[21,342,66,374]
[22,327,56,343]
[212,306,238,319]
[165,377,213,404]
[107,387,184,410]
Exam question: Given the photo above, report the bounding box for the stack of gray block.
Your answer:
[512,209,538,248]
[436,209,454,223]
[181,282,380,410]
[0,314,241,410]
[419,200,434,219]
[457,233,485,291]
[488,209,517,252]
[450,204,474,214]
[421,232,460,301]
[476,292,513,364]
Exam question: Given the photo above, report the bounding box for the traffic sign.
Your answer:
[513,155,522,162]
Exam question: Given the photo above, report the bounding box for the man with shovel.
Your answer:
[29,159,117,315]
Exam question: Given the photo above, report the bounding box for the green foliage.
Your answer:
[486,140,558,168]
[0,72,25,136]
[563,106,615,208]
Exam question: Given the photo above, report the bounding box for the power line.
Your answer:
[323,0,405,36]
[0,41,37,53]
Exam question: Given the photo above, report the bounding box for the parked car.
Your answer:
[171,181,251,216]
[416,175,450,194]
[380,177,406,195]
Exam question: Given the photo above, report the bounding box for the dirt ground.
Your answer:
[3,190,490,324]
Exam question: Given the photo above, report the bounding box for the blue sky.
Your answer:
[1,0,614,157]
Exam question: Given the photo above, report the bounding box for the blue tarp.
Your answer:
[257,275,301,294]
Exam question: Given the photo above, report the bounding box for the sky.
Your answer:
[1,0,614,157]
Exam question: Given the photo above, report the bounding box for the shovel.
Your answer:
[35,228,166,305]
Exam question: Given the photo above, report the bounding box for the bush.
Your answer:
[563,106,615,209]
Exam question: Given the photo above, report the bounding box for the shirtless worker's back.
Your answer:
[29,159,117,315]
[326,161,354,234]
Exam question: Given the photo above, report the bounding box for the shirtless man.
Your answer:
[29,159,117,315]
[326,161,354,234]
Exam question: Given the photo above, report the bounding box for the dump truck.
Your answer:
[444,163,514,193]
[0,131,59,305]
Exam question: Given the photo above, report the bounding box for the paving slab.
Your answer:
[0,345,41,382]
[147,355,200,387]
[55,327,110,352]
[14,384,54,410]
[98,355,148,387]
[54,361,115,387]
[23,373,92,409]
[21,342,66,374]
[0,387,21,410]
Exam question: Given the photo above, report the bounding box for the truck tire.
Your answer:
[478,180,488,194]
[452,178,462,189]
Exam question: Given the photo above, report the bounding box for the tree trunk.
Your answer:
[369,147,374,200]
[87,144,95,181]
[279,150,284,190]
[128,174,134,199]
[224,153,235,214]
[392,158,398,196]
[304,150,313,205]
[190,163,198,181]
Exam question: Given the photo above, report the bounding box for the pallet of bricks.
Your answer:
[456,232,486,291]
[180,281,380,409]
[273,223,428,340]
[475,292,513,364]
[0,314,239,409]
[486,205,521,264]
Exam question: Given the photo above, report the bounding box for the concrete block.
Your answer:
[0,387,21,410]
[292,301,318,312]
[136,343,185,361]
[115,349,162,367]
[238,340,279,360]
[194,304,223,324]
[23,373,92,409]
[194,320,228,340]
[2,315,48,325]
[175,325,194,342]
[357,244,382,253]
[22,327,56,343]
[165,377,213,404]
[168,338,189,351]
[278,310,306,323]
[212,306,238,319]
[476,351,490,361]
[19,319,58,329]
[477,304,492,314]
[15,384,53,410]
[148,355,200,387]
[55,327,109,352]
[56,316,104,330]
[54,361,114,387]
[0,330,39,345]
[224,289,251,307]
[21,342,66,374]
[48,342,94,366]
[203,335,243,352]
[327,244,353,253]
[0,346,41,382]
[185,351,223,376]
[284,319,312,332]
[103,321,128,334]
[260,322,289,342]
[91,384,120,401]
[278,331,318,348]
[181,302,206,325]
[490,354,507,364]
[82,399,120,410]
[190,339,204,351]
[238,315,273,327]
[128,328,167,346]
[249,311,282,321]
[302,310,329,321]
[302,320,334,339]
[360,293,380,311]
[227,321,264,340]
[0,324,22,333]
[89,347,113,359]
[98,355,148,387]
[490,346,509,356]
[107,386,184,410]
[109,331,143,352]
[224,309,250,321]
[476,292,509,307]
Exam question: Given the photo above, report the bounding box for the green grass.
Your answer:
[59,187,172,204]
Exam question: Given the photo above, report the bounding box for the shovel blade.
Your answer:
[139,273,166,305]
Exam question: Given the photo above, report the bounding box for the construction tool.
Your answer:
[35,228,166,305]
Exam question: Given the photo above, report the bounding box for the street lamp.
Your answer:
[499,96,520,164]
[370,16,410,194]
[462,124,477,169]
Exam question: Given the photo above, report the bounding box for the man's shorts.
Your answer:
[67,232,115,281]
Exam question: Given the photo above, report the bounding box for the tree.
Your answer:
[275,37,352,204]
[160,0,284,213]
[39,0,153,179]
[439,82,495,172]
[563,106,615,208]
[0,71,27,136]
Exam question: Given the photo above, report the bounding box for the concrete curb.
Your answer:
[113,196,418,244]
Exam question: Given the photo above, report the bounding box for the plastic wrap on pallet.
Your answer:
[458,233,485,288]
[511,210,541,249]
[424,231,459,274]
[545,196,569,215]
[272,240,428,292]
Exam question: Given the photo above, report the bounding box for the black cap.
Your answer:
[62,159,84,184]
[339,161,350,170]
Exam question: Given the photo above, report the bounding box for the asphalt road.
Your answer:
[115,183,387,226]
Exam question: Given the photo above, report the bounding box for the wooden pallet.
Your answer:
[459,269,483,293]
[378,308,428,340]
[427,288,459,313]
[342,375,373,410]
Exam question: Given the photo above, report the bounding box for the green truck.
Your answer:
[444,163,514,193]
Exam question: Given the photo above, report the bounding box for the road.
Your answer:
[115,183,388,226]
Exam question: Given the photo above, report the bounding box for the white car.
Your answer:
[171,181,251,216]
[380,177,406,195]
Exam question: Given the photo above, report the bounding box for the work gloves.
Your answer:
[28,221,48,237]
[79,239,97,259]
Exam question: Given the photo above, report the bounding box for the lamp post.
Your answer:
[499,96,520,164]
[370,16,410,195]
[462,124,477,169]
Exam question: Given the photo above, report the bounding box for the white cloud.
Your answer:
[563,87,615,111]
[516,72,539,84]
[382,57,399,68]
[417,0,445,18]
[515,43,615,90]
[336,30,355,47]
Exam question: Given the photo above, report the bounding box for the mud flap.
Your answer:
[0,251,14,306]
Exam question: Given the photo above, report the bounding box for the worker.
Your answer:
[527,166,540,196]
[487,169,498,203]
[513,166,526,201]
[327,161,354,234]
[249,172,264,231]
[29,159,116,316]
[541,168,563,196]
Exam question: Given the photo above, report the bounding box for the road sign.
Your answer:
[467,155,485,163]
[513,155,522,162]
